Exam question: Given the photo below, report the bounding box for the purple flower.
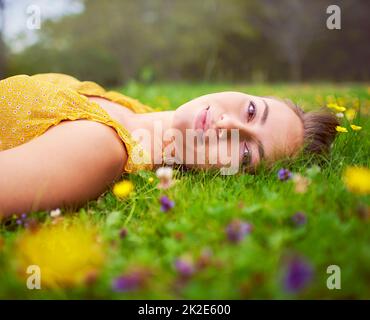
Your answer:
[16,213,28,227]
[278,168,292,181]
[160,196,175,212]
[174,257,195,278]
[225,220,252,243]
[112,272,143,292]
[283,257,314,293]
[291,212,307,226]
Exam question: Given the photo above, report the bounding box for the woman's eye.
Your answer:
[242,142,251,167]
[247,102,256,121]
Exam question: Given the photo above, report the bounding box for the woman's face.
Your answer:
[172,92,304,172]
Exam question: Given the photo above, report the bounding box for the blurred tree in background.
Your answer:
[3,0,370,85]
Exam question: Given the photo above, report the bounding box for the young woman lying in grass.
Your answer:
[0,73,338,217]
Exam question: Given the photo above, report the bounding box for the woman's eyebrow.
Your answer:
[261,99,269,125]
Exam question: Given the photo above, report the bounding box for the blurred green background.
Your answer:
[0,0,369,299]
[0,0,369,86]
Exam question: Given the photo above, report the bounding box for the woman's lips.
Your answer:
[195,106,210,131]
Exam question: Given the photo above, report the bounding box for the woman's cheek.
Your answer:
[174,107,195,133]
[209,137,239,169]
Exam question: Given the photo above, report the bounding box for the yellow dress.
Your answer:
[0,73,154,173]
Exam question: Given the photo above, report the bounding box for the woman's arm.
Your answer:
[0,120,126,219]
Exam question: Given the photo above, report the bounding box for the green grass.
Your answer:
[0,82,369,299]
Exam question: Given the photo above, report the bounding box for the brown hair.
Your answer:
[283,99,339,156]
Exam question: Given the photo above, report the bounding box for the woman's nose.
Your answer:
[216,113,244,130]
[215,113,242,139]
[215,113,253,139]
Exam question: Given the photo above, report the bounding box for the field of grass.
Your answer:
[0,82,369,299]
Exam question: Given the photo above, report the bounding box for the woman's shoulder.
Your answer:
[30,73,81,86]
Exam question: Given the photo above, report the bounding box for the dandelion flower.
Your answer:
[335,126,348,133]
[327,103,338,109]
[15,223,104,288]
[113,180,134,198]
[327,103,346,112]
[343,166,370,195]
[345,108,356,121]
[350,124,362,131]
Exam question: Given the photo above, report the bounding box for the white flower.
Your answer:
[156,167,173,180]
[156,167,174,189]
[50,208,61,218]
[336,112,344,118]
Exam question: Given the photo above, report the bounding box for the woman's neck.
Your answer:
[120,110,177,168]
[87,96,177,168]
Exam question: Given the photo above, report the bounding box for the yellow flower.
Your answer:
[336,126,348,133]
[148,177,154,183]
[345,108,356,121]
[15,223,104,288]
[350,124,362,131]
[327,103,337,109]
[326,96,336,104]
[343,167,370,195]
[336,106,346,112]
[327,103,346,112]
[337,97,346,107]
[113,180,134,198]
